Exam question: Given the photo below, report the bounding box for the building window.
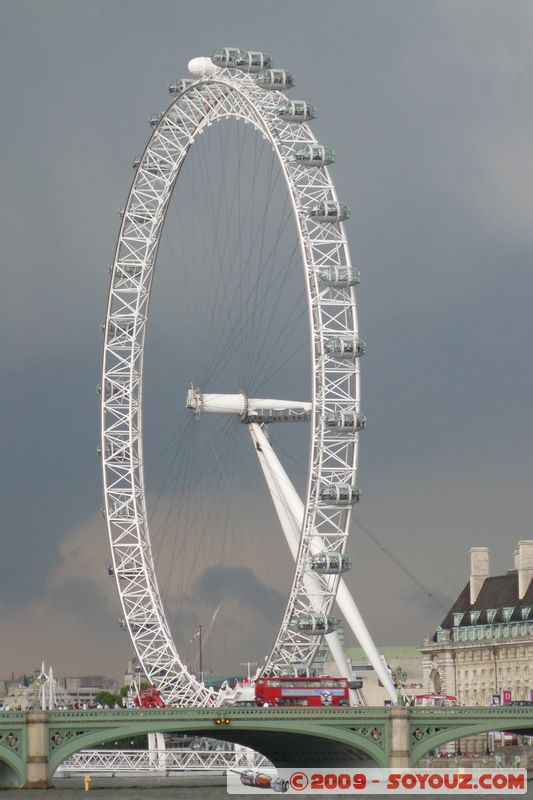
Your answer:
[470,610,481,625]
[486,609,497,623]
[502,607,515,622]
[453,613,464,627]
[521,607,531,620]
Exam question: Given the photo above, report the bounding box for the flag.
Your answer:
[190,628,201,643]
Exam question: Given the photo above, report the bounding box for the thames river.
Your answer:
[0,783,532,799]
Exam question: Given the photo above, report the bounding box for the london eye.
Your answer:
[101,48,397,706]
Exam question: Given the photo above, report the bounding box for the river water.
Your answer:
[0,779,532,799]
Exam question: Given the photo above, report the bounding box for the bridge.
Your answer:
[1,705,533,788]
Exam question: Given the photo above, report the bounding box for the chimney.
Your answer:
[470,547,490,605]
[517,540,533,600]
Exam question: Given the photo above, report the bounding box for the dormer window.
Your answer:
[470,610,481,625]
[521,607,531,621]
[453,612,464,627]
[502,607,515,622]
[486,608,497,623]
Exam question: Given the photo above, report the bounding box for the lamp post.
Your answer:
[240,662,258,681]
[392,666,408,705]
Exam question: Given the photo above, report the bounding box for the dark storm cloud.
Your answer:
[189,566,285,619]
[0,0,532,675]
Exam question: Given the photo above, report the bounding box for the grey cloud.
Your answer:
[1,0,532,678]
[189,566,286,620]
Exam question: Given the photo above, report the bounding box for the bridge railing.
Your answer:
[411,706,533,718]
[47,706,391,721]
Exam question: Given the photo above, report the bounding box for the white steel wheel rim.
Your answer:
[101,66,362,706]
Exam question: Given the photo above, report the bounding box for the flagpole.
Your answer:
[198,624,203,683]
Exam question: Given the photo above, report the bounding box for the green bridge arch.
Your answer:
[48,714,389,776]
[0,715,26,787]
[410,711,533,765]
[0,743,25,787]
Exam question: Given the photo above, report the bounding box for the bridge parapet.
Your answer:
[412,706,533,719]
[48,706,391,722]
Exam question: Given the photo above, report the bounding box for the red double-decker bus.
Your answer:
[255,676,350,707]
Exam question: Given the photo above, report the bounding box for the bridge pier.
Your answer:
[25,711,51,789]
[390,708,410,768]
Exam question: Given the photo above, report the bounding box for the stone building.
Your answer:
[421,540,533,705]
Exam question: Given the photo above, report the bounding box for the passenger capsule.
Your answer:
[324,336,366,359]
[129,621,157,633]
[108,318,136,341]
[308,202,350,223]
[141,161,167,176]
[290,144,335,167]
[104,442,131,463]
[211,47,241,67]
[256,69,295,90]
[318,483,361,506]
[117,262,144,278]
[234,50,273,72]
[276,100,317,122]
[116,566,143,579]
[316,266,360,287]
[125,205,152,225]
[99,381,115,401]
[168,79,194,94]
[104,382,118,401]
[309,551,352,575]
[324,411,366,431]
[149,114,175,132]
[289,613,337,635]
[108,501,135,520]
[132,158,141,169]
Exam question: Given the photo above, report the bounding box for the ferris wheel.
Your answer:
[100,48,397,706]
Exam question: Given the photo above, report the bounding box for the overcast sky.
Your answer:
[1,0,532,682]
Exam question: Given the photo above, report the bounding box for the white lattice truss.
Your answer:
[56,748,271,774]
[102,61,397,707]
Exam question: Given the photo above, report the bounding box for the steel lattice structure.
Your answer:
[56,748,271,774]
[101,50,397,707]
